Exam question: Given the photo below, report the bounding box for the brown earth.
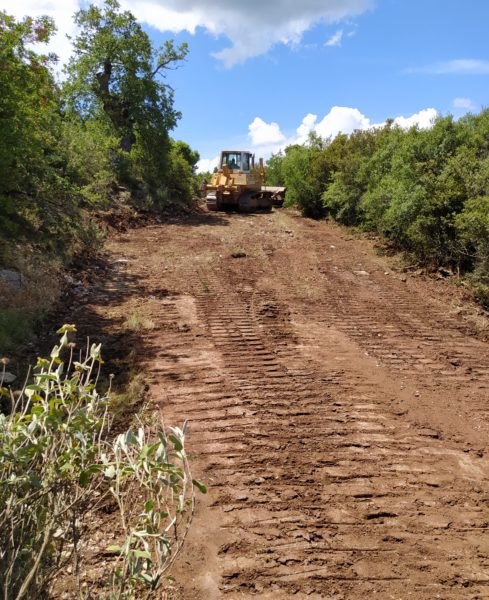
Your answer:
[60,207,489,599]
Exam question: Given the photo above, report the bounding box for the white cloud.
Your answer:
[248,117,286,150]
[408,59,489,75]
[197,105,439,168]
[0,0,79,72]
[325,29,343,46]
[453,97,475,110]
[392,107,437,129]
[295,106,372,143]
[296,113,319,143]
[122,0,374,67]
[317,106,371,137]
[1,0,373,67]
[196,155,219,173]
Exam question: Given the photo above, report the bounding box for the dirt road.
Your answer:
[70,208,489,599]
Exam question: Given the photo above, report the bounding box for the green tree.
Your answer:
[173,140,200,173]
[265,151,285,186]
[0,11,88,261]
[64,0,188,154]
[282,134,328,218]
[0,12,56,237]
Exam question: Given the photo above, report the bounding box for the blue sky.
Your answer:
[4,0,489,170]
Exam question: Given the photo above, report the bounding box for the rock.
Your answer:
[0,269,24,290]
[231,250,247,258]
[354,270,369,276]
[1,372,16,384]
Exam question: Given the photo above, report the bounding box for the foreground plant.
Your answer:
[0,325,203,599]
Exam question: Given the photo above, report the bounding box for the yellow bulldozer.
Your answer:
[204,150,286,212]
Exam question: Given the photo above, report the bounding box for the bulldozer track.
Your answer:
[73,211,489,599]
[316,260,489,385]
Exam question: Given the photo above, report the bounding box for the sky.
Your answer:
[2,0,488,171]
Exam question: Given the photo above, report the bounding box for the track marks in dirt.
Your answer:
[315,257,489,386]
[101,212,489,599]
[169,271,489,598]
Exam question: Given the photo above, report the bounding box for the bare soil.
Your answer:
[60,207,489,599]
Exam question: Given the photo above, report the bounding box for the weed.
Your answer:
[123,312,155,332]
[0,326,205,599]
[474,284,489,311]
[110,373,147,429]
[0,307,34,350]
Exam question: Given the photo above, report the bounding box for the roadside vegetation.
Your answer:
[267,112,489,306]
[0,0,200,351]
[0,326,203,599]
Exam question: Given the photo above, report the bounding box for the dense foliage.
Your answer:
[0,2,198,349]
[0,12,79,257]
[0,2,196,253]
[267,111,489,300]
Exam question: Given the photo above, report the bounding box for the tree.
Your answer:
[64,0,188,154]
[172,140,200,172]
[265,151,285,186]
[0,11,84,254]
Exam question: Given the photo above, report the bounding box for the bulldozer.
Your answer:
[204,150,286,212]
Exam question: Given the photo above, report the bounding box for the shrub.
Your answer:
[282,143,325,218]
[455,196,489,281]
[0,325,203,599]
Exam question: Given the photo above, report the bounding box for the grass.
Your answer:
[123,311,155,332]
[0,308,34,352]
[109,373,147,430]
[474,284,489,311]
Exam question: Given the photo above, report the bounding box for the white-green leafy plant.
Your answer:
[0,325,205,600]
[104,422,205,599]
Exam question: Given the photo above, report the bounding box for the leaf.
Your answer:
[144,499,154,512]
[79,464,101,487]
[168,434,183,452]
[25,384,44,393]
[192,479,208,494]
[133,549,152,560]
[125,430,138,446]
[106,545,123,554]
[90,343,103,362]
[57,324,77,334]
[104,464,116,479]
[79,470,90,487]
[35,357,50,370]
[141,572,156,584]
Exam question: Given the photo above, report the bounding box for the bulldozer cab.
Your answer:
[221,151,254,173]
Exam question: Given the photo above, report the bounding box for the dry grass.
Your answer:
[123,311,155,332]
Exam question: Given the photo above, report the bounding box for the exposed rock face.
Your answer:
[0,372,16,384]
[0,269,25,291]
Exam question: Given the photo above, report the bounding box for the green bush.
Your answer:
[271,108,489,304]
[0,325,203,599]
[282,140,325,218]
[455,196,489,281]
